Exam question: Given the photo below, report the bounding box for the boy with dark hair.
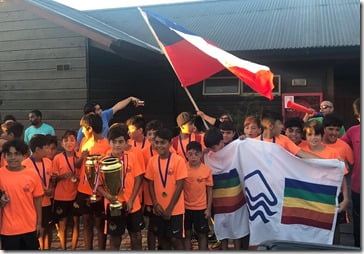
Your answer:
[127,114,147,150]
[145,128,187,250]
[219,121,238,145]
[183,141,213,250]
[204,127,224,152]
[24,110,55,144]
[52,130,80,250]
[98,123,145,250]
[0,121,25,167]
[142,119,164,250]
[0,139,43,250]
[74,113,110,250]
[45,134,58,160]
[322,113,353,244]
[284,117,306,146]
[22,134,54,250]
[258,110,320,159]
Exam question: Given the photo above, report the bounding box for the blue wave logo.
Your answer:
[244,170,278,223]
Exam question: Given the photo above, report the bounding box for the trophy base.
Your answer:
[109,202,125,217]
[90,194,97,203]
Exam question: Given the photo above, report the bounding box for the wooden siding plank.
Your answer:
[0,89,87,100]
[0,27,81,42]
[0,10,42,22]
[0,37,87,52]
[0,58,86,71]
[0,47,86,61]
[0,69,86,81]
[0,18,59,32]
[0,79,86,90]
[0,110,83,121]
[0,99,86,110]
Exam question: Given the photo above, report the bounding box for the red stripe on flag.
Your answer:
[164,39,224,87]
[227,67,274,100]
[281,216,333,230]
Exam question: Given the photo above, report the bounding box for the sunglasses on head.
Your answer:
[320,105,332,110]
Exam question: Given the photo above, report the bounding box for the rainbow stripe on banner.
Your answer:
[212,169,245,214]
[281,178,337,230]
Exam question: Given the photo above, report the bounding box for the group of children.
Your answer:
[0,96,359,250]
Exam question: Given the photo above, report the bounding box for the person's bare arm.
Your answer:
[163,179,184,219]
[33,196,42,237]
[196,110,217,126]
[112,96,140,114]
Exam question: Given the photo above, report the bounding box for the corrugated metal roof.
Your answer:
[85,0,360,51]
[22,0,360,53]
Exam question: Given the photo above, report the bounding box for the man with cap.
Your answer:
[171,112,205,162]
[303,100,345,137]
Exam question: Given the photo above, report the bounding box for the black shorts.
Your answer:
[143,205,153,217]
[184,209,209,233]
[53,200,76,220]
[73,192,105,217]
[153,214,184,239]
[1,231,39,250]
[107,208,145,236]
[42,205,53,228]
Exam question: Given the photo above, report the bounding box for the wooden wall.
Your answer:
[0,1,87,139]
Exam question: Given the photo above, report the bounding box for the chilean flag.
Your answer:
[139,8,275,100]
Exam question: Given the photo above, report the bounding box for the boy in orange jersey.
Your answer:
[243,115,261,138]
[141,120,164,250]
[127,115,148,150]
[172,112,204,162]
[257,110,320,159]
[145,128,187,250]
[97,123,145,250]
[52,130,80,250]
[45,134,58,160]
[183,141,213,250]
[0,121,24,167]
[322,114,353,244]
[22,134,54,250]
[302,120,349,244]
[0,139,43,250]
[74,113,110,250]
[284,117,307,147]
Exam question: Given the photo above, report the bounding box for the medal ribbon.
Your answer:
[30,156,46,186]
[179,134,191,160]
[260,135,276,143]
[158,153,171,188]
[134,136,146,149]
[63,152,76,174]
[149,145,154,157]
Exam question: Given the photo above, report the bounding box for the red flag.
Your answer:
[140,9,275,100]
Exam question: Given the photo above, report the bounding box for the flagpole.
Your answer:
[183,87,209,130]
[139,7,209,130]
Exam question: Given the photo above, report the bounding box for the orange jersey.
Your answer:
[256,134,301,155]
[172,133,205,162]
[298,140,308,148]
[77,137,110,195]
[53,152,79,201]
[0,166,44,235]
[184,163,213,210]
[128,137,149,150]
[145,153,187,215]
[325,139,354,175]
[100,151,145,213]
[300,143,340,159]
[142,143,175,206]
[22,157,53,207]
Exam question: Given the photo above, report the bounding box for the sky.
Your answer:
[53,0,201,10]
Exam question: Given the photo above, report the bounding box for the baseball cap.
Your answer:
[176,112,195,127]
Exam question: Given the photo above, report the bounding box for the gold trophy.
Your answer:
[100,157,124,216]
[85,154,103,203]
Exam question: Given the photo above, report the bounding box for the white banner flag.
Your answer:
[205,139,344,245]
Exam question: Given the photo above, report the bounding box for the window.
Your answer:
[203,76,240,95]
[202,75,280,96]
